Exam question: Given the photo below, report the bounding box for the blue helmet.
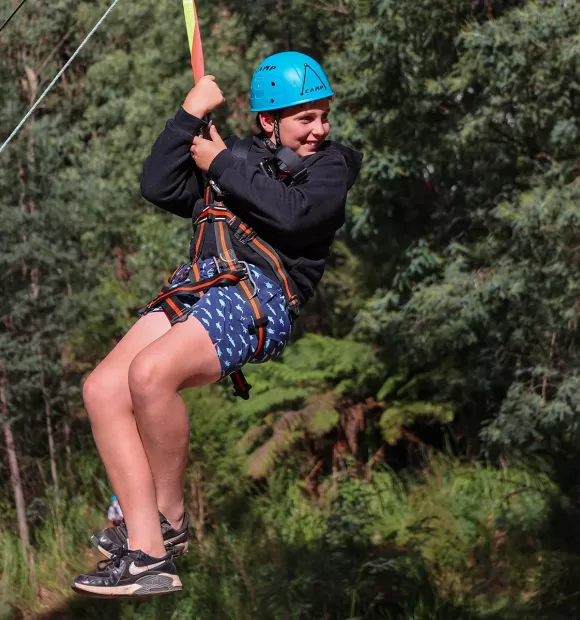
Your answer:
[250,51,334,113]
[110,495,117,501]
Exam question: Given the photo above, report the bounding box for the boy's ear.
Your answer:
[258,112,275,132]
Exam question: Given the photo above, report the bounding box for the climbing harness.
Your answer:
[141,137,306,400]
[153,9,306,399]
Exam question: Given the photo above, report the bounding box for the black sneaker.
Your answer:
[71,547,182,598]
[91,513,189,559]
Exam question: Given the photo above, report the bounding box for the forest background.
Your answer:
[1,0,580,618]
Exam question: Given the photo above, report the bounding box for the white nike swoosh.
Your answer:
[128,559,166,576]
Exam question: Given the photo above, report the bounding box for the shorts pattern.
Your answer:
[149,259,293,378]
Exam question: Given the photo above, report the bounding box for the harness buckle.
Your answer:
[218,250,239,270]
[233,228,257,245]
[231,370,251,400]
[209,179,226,197]
[239,261,258,299]
[291,168,308,185]
[288,297,301,317]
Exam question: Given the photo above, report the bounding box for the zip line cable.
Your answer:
[0,0,29,36]
[0,0,121,155]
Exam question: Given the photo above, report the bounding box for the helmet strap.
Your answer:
[273,113,282,147]
[260,134,278,153]
[256,111,282,150]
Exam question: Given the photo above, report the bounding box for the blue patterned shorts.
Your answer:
[150,259,293,378]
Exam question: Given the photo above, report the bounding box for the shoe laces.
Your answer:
[97,545,129,572]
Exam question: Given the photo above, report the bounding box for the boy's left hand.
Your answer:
[191,124,227,172]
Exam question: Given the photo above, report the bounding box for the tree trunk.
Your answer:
[24,60,64,549]
[39,347,61,551]
[0,363,30,549]
[45,396,59,501]
[11,60,41,590]
[40,353,65,552]
[189,466,205,543]
[64,415,72,486]
[39,349,59,499]
[0,361,36,589]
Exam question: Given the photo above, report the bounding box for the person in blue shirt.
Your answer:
[107,495,124,528]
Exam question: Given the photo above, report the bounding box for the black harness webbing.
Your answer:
[141,138,306,400]
[233,138,307,186]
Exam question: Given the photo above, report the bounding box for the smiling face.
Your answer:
[258,98,331,157]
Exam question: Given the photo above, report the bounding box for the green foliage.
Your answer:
[2,0,580,617]
[181,385,252,527]
[0,532,33,605]
[243,333,385,399]
[242,394,338,479]
[21,456,564,619]
[380,401,454,445]
[483,375,580,454]
[307,408,340,435]
[336,0,580,463]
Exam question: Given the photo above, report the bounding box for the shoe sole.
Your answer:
[92,537,189,559]
[72,573,182,598]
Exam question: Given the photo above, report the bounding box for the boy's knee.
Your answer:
[83,370,122,418]
[128,352,164,397]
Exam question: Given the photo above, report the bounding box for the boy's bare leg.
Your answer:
[128,316,221,540]
[83,312,172,557]
[84,311,221,557]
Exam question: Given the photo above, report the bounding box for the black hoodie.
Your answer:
[141,107,363,306]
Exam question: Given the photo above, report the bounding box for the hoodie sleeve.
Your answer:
[208,145,354,247]
[140,107,208,218]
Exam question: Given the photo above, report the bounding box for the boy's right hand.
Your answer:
[182,75,225,118]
